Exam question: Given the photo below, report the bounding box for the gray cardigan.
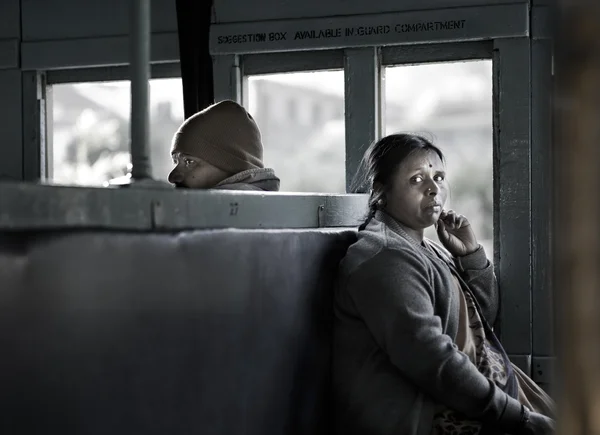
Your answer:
[333,211,523,435]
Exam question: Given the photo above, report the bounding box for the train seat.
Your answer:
[0,227,356,434]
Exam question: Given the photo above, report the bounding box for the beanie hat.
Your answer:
[171,100,264,173]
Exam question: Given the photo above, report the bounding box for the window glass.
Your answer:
[384,60,493,257]
[50,78,183,186]
[247,70,345,193]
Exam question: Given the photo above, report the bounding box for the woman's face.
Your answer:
[384,149,448,232]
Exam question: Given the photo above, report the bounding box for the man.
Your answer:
[168,100,280,191]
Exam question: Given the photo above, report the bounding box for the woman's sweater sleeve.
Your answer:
[346,248,523,433]
[455,246,499,325]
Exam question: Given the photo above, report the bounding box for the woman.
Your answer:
[333,134,555,435]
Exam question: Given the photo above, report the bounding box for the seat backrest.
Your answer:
[0,227,356,435]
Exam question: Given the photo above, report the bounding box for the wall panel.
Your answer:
[21,0,177,41]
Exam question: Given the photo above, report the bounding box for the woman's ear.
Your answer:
[373,182,387,206]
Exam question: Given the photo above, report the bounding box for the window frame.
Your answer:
[243,50,344,75]
[46,63,182,85]
[381,41,494,66]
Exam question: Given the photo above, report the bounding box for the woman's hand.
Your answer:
[520,412,555,435]
[435,209,479,257]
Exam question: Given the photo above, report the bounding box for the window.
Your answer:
[50,78,183,186]
[312,103,322,125]
[384,60,493,257]
[287,98,298,121]
[246,70,345,193]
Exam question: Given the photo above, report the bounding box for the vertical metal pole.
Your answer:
[130,0,152,180]
[554,1,600,434]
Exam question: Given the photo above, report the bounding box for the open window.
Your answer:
[245,69,346,193]
[383,60,494,257]
[49,77,183,186]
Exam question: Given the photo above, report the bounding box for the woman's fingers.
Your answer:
[436,217,447,239]
[448,210,458,226]
[440,209,469,230]
[442,210,457,228]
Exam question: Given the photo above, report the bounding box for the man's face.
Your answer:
[167,152,231,189]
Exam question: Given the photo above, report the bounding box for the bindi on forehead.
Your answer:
[411,157,438,170]
[400,149,444,174]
